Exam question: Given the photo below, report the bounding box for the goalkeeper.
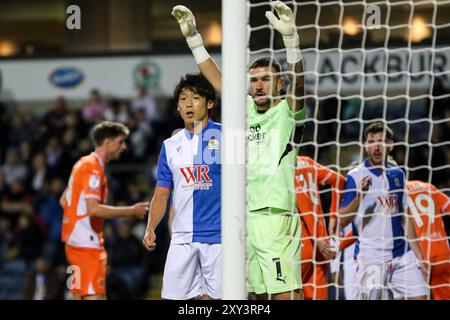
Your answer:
[172,1,306,300]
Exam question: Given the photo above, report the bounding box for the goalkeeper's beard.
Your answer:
[252,94,278,110]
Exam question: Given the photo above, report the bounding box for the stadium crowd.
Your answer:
[0,87,183,299]
[0,78,448,299]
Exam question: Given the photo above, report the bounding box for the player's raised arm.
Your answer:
[171,5,222,95]
[339,176,371,228]
[265,1,304,113]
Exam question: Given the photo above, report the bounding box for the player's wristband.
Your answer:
[186,33,210,64]
[283,34,302,64]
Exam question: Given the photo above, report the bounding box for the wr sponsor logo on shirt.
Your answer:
[180,165,213,191]
[377,194,399,209]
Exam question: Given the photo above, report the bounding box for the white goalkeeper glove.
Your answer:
[265,1,302,63]
[171,5,210,64]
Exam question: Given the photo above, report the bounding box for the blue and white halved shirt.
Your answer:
[341,159,410,264]
[156,119,221,245]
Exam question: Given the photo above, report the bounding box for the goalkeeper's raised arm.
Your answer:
[265,1,304,113]
[171,5,222,95]
[171,1,305,113]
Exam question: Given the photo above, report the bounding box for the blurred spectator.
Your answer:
[82,89,107,123]
[62,127,79,168]
[0,216,12,265]
[1,179,33,224]
[72,138,93,161]
[65,110,87,134]
[104,99,130,124]
[0,172,5,199]
[19,141,33,166]
[45,137,70,178]
[35,177,64,262]
[0,148,28,186]
[7,214,44,264]
[30,153,49,193]
[108,218,145,299]
[125,183,145,205]
[128,110,152,161]
[7,112,34,148]
[131,85,161,122]
[23,257,59,300]
[43,96,68,136]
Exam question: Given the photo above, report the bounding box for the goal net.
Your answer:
[239,0,450,300]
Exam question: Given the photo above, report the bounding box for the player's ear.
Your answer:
[206,100,214,110]
[387,139,394,152]
[277,76,284,92]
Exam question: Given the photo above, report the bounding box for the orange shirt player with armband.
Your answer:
[295,156,345,300]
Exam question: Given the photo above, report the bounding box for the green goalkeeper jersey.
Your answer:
[247,96,307,212]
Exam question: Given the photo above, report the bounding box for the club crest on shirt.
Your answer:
[393,177,401,187]
[207,138,219,150]
[89,175,100,189]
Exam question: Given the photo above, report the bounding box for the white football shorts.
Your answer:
[354,250,428,300]
[161,242,222,300]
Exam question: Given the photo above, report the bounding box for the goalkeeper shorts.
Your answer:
[247,209,302,295]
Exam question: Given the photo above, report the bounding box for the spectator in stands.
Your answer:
[23,256,59,300]
[0,148,28,187]
[108,218,145,299]
[7,112,34,148]
[61,127,80,172]
[0,171,5,199]
[104,99,130,124]
[128,109,152,161]
[82,89,107,123]
[1,179,33,225]
[30,153,48,193]
[0,216,12,266]
[131,85,160,122]
[35,177,64,262]
[19,141,33,167]
[72,138,92,161]
[65,110,87,135]
[8,214,44,264]
[43,96,68,136]
[45,137,70,178]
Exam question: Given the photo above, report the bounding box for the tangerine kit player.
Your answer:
[172,1,307,299]
[60,121,148,300]
[142,74,222,300]
[295,156,345,299]
[407,180,450,300]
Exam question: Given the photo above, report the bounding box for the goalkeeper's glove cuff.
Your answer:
[282,33,300,48]
[186,33,203,49]
[186,33,210,64]
[283,34,302,64]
